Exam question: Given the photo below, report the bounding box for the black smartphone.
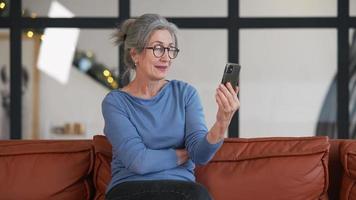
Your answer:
[221,63,241,88]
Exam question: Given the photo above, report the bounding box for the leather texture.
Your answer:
[340,140,356,200]
[1,136,354,200]
[93,135,112,200]
[0,140,94,200]
[195,137,330,200]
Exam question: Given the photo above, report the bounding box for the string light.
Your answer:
[30,12,37,18]
[5,7,120,90]
[27,31,34,38]
[0,2,6,10]
[86,51,93,58]
[18,17,119,90]
[107,77,114,83]
[103,70,110,77]
[111,82,118,89]
[73,50,119,90]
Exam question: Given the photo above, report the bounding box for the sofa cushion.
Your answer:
[340,141,356,200]
[195,136,330,200]
[93,135,112,200]
[0,140,94,200]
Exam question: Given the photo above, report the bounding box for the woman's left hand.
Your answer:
[215,82,240,126]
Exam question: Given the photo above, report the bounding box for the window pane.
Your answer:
[239,29,337,138]
[0,0,9,17]
[240,0,337,17]
[167,29,228,136]
[350,29,356,138]
[22,0,118,17]
[131,0,228,17]
[22,28,118,139]
[0,29,10,139]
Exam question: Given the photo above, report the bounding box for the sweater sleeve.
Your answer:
[102,93,179,175]
[184,87,223,165]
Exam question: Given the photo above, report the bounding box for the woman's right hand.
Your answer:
[176,149,189,165]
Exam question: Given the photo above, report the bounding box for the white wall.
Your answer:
[236,0,343,137]
[22,0,118,17]
[36,28,116,139]
[22,39,36,139]
[239,29,336,137]
[20,1,119,139]
[131,0,227,17]
[351,0,356,16]
[39,67,108,139]
[0,29,10,139]
[240,0,337,17]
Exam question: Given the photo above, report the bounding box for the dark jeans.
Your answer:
[106,180,213,200]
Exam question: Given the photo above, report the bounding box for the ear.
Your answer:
[130,48,139,64]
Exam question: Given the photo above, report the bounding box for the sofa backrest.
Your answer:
[92,136,335,200]
[339,140,356,200]
[92,135,356,200]
[195,137,330,200]
[93,135,112,200]
[0,140,94,200]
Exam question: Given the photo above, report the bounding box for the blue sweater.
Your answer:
[101,80,223,192]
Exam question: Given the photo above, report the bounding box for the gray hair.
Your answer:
[115,14,179,78]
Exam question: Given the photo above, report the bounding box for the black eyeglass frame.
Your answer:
[144,44,180,59]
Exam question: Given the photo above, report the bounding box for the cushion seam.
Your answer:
[211,150,328,162]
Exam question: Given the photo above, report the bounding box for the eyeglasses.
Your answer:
[145,44,180,59]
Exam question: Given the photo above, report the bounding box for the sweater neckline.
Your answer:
[118,80,172,102]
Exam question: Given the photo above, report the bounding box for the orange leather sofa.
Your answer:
[0,135,355,200]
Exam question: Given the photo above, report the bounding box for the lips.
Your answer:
[155,65,168,72]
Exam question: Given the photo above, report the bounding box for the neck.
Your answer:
[125,77,167,99]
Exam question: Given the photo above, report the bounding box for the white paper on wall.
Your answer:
[37,1,80,84]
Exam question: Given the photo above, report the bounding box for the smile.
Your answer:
[155,65,168,71]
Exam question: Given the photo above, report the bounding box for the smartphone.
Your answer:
[221,63,241,88]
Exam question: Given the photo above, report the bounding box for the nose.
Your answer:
[160,49,170,61]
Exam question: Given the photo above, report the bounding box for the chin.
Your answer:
[156,76,167,81]
[149,74,166,81]
[155,72,168,80]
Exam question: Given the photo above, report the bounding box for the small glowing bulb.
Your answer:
[0,2,6,9]
[113,82,118,88]
[107,77,114,83]
[111,82,118,89]
[86,51,93,58]
[103,70,110,77]
[27,31,34,38]
[30,12,37,18]
[40,34,45,41]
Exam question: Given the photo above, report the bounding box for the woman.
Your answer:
[102,13,240,200]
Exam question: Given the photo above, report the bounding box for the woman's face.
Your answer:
[132,29,175,81]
